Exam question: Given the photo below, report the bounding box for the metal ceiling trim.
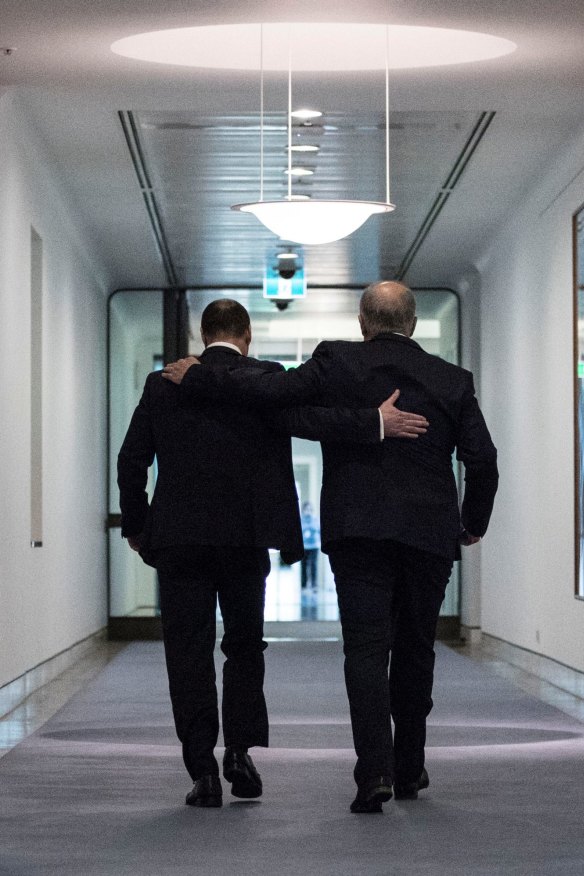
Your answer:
[118,110,178,286]
[395,111,496,281]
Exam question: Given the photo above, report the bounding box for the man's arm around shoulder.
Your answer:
[163,342,335,407]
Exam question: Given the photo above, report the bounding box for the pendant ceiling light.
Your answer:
[231,25,395,246]
[238,200,391,246]
[111,24,516,245]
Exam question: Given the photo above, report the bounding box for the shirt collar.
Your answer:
[205,341,242,355]
[370,331,422,350]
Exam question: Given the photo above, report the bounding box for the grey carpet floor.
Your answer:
[1,639,584,875]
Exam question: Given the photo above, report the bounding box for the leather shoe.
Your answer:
[350,776,393,813]
[394,768,429,800]
[185,774,222,807]
[223,747,263,798]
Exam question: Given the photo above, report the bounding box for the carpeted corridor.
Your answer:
[1,638,584,875]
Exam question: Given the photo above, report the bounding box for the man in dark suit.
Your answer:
[118,297,429,809]
[162,282,498,813]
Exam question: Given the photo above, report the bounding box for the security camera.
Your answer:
[274,300,290,311]
[278,264,296,280]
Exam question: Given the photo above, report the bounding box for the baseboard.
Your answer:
[436,616,461,641]
[0,628,107,719]
[108,616,163,640]
[481,633,584,700]
[460,625,483,645]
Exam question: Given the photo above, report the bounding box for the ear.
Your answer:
[200,327,207,346]
[409,316,418,337]
[358,313,366,338]
[245,325,252,345]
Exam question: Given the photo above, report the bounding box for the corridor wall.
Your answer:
[0,91,108,688]
[478,121,584,672]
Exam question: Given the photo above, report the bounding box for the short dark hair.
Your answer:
[360,282,416,336]
[201,299,251,339]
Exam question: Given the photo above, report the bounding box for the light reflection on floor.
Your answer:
[0,641,123,757]
[5,617,584,762]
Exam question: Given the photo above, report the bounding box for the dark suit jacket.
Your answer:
[180,334,499,560]
[117,346,380,565]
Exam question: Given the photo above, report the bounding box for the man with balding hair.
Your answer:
[163,282,498,813]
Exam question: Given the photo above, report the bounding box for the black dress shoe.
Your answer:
[185,774,222,807]
[223,747,263,799]
[350,776,393,813]
[394,768,429,800]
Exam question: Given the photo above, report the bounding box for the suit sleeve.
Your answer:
[180,342,333,408]
[117,377,156,537]
[269,406,381,444]
[455,377,499,537]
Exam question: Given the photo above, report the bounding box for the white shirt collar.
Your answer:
[205,341,242,355]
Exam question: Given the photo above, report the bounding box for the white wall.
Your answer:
[0,91,108,687]
[477,122,584,671]
[456,269,484,632]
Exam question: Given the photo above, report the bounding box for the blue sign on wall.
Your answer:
[263,266,306,300]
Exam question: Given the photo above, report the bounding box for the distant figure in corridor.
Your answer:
[300,501,321,591]
[162,281,499,813]
[118,297,429,809]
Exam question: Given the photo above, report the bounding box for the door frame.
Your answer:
[106,285,461,640]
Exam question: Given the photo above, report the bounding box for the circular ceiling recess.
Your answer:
[111,23,517,71]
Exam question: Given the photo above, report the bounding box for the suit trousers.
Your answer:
[328,538,452,785]
[156,545,270,781]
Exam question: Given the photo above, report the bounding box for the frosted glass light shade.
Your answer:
[233,199,394,245]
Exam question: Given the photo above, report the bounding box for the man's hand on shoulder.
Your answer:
[459,529,481,546]
[379,389,429,439]
[162,356,200,384]
[127,534,144,552]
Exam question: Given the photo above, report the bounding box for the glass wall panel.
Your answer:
[108,290,163,618]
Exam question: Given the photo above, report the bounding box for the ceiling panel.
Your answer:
[136,109,477,287]
[6,3,584,293]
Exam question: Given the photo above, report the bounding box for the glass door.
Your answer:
[184,286,461,634]
[108,286,460,638]
[108,289,164,637]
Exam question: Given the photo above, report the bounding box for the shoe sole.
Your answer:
[394,788,418,800]
[394,775,430,801]
[185,795,222,807]
[350,786,393,813]
[223,767,262,799]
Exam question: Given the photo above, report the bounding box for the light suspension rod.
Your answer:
[385,24,391,205]
[260,24,264,201]
[287,31,292,201]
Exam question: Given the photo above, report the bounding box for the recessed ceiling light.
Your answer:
[277,252,299,260]
[111,24,517,71]
[284,167,314,177]
[289,144,320,153]
[291,109,323,120]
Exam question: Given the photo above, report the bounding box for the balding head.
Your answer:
[359,281,417,340]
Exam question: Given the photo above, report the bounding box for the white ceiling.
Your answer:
[2,1,584,293]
